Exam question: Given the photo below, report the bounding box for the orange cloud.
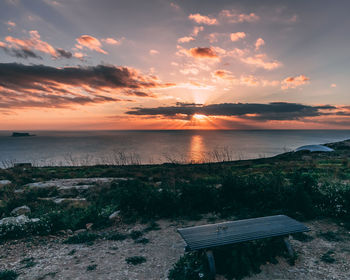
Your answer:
[191,26,204,36]
[149,49,159,55]
[255,38,265,50]
[189,13,218,25]
[101,37,122,45]
[76,35,107,54]
[230,32,246,42]
[188,47,218,59]
[6,20,16,27]
[6,30,57,57]
[240,54,282,70]
[177,36,194,43]
[281,75,310,89]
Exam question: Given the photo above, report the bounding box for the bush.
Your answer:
[125,256,146,265]
[0,270,18,280]
[169,237,288,280]
[64,232,100,244]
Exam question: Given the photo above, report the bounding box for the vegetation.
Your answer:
[168,237,288,280]
[0,270,18,280]
[1,140,350,278]
[125,256,147,265]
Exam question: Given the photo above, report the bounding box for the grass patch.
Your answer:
[318,231,343,242]
[64,232,100,244]
[86,264,97,271]
[106,232,128,241]
[321,250,336,263]
[20,257,36,268]
[125,256,146,265]
[169,237,289,280]
[0,270,18,280]
[134,237,149,244]
[129,230,143,240]
[292,232,314,242]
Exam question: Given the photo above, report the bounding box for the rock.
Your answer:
[53,198,88,207]
[0,214,39,227]
[11,205,31,216]
[74,229,87,235]
[86,223,93,230]
[0,180,11,189]
[109,210,121,222]
[67,229,73,235]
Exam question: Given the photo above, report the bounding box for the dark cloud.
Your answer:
[0,63,173,92]
[0,46,42,59]
[0,63,172,110]
[126,102,337,121]
[55,48,73,58]
[189,47,218,58]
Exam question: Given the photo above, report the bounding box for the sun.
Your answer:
[193,114,206,120]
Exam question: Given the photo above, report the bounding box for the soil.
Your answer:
[1,218,349,280]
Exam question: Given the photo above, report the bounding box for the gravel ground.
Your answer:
[1,218,349,280]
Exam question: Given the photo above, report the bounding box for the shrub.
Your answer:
[169,237,288,280]
[86,264,97,271]
[64,232,100,244]
[125,256,146,265]
[0,270,18,280]
[106,232,127,241]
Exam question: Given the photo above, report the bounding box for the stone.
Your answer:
[0,180,11,189]
[0,214,39,227]
[53,198,88,207]
[86,223,93,230]
[74,229,87,235]
[109,210,121,222]
[11,205,31,216]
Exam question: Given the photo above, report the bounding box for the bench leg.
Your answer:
[206,250,216,279]
[283,236,294,257]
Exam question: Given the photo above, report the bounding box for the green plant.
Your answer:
[87,264,97,271]
[129,230,143,240]
[321,250,336,263]
[64,232,100,244]
[0,270,18,280]
[106,232,127,241]
[125,256,146,265]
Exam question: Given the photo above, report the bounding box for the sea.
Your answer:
[0,130,350,167]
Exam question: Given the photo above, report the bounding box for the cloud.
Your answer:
[177,36,194,43]
[101,37,122,45]
[170,2,180,10]
[220,10,260,23]
[213,70,277,87]
[3,30,72,59]
[188,13,218,25]
[179,47,218,59]
[230,32,246,42]
[0,63,175,109]
[255,38,265,50]
[191,26,204,36]
[0,44,42,59]
[76,35,107,54]
[331,83,337,88]
[149,49,159,55]
[126,102,336,121]
[6,20,16,27]
[281,75,310,89]
[240,54,282,70]
[56,48,72,58]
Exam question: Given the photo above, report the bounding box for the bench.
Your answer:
[177,215,309,279]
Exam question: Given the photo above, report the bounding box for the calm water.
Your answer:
[0,130,349,167]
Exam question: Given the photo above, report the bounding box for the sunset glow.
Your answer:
[0,0,350,130]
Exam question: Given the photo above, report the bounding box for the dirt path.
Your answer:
[1,218,349,280]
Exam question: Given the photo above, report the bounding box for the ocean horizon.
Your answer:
[1,129,349,167]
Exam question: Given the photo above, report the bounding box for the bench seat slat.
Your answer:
[178,215,309,251]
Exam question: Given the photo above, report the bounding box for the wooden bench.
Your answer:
[177,215,309,279]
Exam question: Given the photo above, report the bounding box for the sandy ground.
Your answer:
[1,218,350,280]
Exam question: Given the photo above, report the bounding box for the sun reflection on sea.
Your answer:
[189,134,204,163]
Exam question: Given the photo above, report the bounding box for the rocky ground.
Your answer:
[1,218,349,280]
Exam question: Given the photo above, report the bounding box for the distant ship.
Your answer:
[11,132,36,137]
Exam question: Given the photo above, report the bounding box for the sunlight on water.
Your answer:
[189,134,204,163]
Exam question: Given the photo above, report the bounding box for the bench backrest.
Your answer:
[178,215,309,251]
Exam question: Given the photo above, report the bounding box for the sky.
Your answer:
[0,0,350,130]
